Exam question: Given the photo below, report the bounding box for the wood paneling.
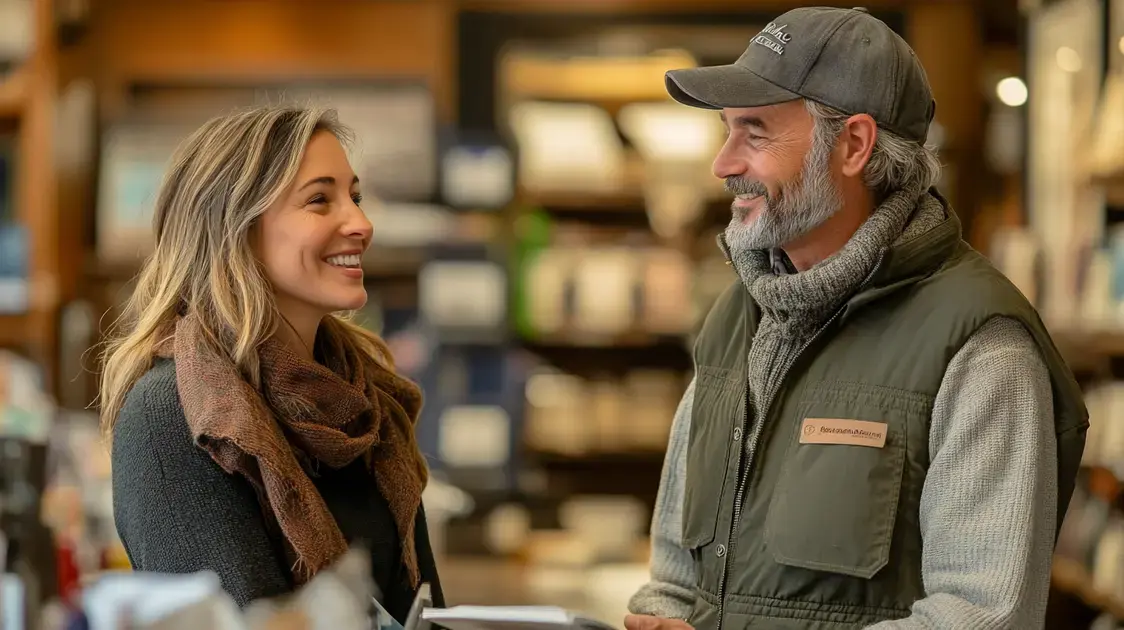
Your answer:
[460,0,972,13]
[15,0,60,387]
[89,0,458,121]
[0,66,28,119]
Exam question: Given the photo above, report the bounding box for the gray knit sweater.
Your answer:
[628,197,1058,629]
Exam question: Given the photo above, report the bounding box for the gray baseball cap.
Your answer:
[665,6,935,143]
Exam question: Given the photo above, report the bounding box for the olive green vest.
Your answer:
[684,209,1088,630]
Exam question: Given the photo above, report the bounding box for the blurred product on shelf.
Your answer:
[1053,379,1124,625]
[0,222,27,316]
[0,131,13,224]
[0,350,50,442]
[509,101,627,196]
[517,233,727,343]
[96,121,198,268]
[524,368,682,456]
[468,494,650,624]
[441,144,515,211]
[0,0,32,64]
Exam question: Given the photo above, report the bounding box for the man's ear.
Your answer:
[838,114,877,178]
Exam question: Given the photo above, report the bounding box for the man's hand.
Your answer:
[623,615,694,630]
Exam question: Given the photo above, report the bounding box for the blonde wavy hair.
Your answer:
[98,104,397,436]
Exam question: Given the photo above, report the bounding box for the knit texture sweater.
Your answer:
[628,196,1058,628]
[111,358,446,621]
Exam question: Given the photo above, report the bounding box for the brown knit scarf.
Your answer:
[154,313,428,587]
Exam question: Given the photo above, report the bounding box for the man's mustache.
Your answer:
[724,177,770,199]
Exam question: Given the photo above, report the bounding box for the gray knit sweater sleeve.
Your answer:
[112,360,294,606]
[627,377,698,620]
[628,317,1057,628]
[868,316,1056,629]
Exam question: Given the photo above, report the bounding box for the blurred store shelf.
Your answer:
[1050,327,1124,375]
[1052,555,1124,621]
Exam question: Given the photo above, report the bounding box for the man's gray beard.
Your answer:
[723,135,843,257]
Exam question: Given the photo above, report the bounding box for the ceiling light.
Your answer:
[996,77,1028,107]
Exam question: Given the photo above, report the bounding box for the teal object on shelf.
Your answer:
[509,207,553,339]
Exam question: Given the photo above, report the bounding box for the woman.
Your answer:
[99,105,444,618]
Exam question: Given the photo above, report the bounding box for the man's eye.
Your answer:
[749,134,766,142]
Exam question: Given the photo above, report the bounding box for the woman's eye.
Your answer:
[352,193,363,206]
[306,194,327,206]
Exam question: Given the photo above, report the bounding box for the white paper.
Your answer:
[421,606,616,630]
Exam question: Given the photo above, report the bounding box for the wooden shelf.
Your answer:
[1052,555,1124,620]
[520,190,651,212]
[1046,327,1124,375]
[530,450,665,465]
[520,186,726,213]
[522,330,688,349]
[500,50,694,104]
[0,67,28,119]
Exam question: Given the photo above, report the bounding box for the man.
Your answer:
[625,7,1087,630]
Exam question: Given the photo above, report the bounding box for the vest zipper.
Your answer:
[713,252,885,630]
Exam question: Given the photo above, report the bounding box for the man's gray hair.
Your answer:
[804,99,942,197]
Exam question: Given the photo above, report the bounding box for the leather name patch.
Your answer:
[799,418,888,448]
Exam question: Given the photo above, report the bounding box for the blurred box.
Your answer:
[0,223,27,313]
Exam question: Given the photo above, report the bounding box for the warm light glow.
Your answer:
[1056,47,1083,73]
[1118,36,1124,55]
[996,77,1028,107]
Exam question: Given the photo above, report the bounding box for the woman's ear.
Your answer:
[838,114,878,178]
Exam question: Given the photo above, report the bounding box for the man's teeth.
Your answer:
[326,254,361,268]
[737,194,757,200]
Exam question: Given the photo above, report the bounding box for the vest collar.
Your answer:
[842,189,962,316]
[867,188,961,289]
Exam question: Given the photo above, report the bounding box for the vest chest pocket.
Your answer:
[764,381,929,579]
[682,366,744,549]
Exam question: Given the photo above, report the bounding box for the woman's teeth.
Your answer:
[326,254,361,268]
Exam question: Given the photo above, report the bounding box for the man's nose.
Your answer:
[712,140,748,180]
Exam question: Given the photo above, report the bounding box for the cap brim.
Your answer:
[665,64,801,110]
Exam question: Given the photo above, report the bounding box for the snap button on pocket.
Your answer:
[716,544,727,557]
[733,427,742,441]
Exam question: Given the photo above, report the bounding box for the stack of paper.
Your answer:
[420,606,617,630]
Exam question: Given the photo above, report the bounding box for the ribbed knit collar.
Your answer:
[728,188,941,337]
